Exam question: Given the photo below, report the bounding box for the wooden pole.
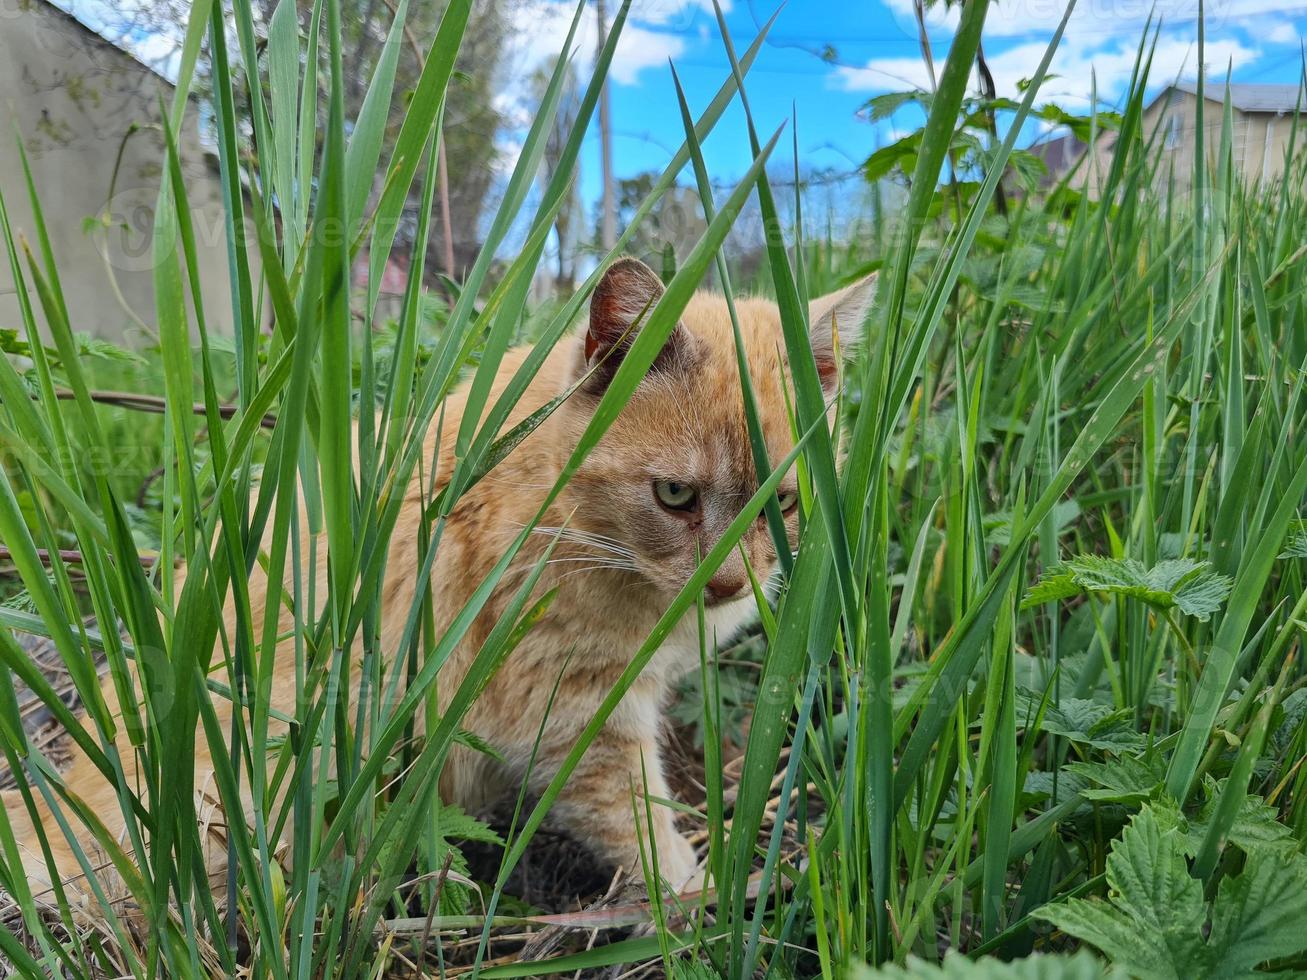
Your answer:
[597,0,616,250]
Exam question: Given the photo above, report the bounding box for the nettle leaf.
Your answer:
[1280,519,1307,559]
[454,726,506,763]
[1021,694,1146,754]
[1271,688,1307,757]
[1182,778,1296,856]
[863,130,923,183]
[1022,556,1233,621]
[671,961,725,980]
[1022,568,1083,607]
[436,802,503,849]
[1205,847,1307,976]
[372,801,503,918]
[856,949,1115,978]
[1035,103,1122,142]
[986,500,1080,547]
[860,89,931,122]
[1066,752,1168,804]
[1,328,33,358]
[1023,767,1090,805]
[74,333,145,365]
[1,588,40,615]
[427,802,503,916]
[1035,803,1307,979]
[1034,805,1212,978]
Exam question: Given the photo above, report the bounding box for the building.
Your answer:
[0,1,252,345]
[1062,82,1305,196]
[1028,131,1088,191]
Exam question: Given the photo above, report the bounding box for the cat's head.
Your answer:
[559,257,876,607]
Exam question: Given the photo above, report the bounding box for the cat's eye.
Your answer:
[654,480,698,512]
[777,490,799,513]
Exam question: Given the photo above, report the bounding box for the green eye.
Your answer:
[777,490,799,513]
[654,480,698,511]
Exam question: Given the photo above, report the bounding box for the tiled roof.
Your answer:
[1167,81,1305,114]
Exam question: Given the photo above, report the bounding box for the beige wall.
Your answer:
[0,0,253,345]
[1078,88,1306,197]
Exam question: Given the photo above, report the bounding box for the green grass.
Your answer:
[1,0,1306,976]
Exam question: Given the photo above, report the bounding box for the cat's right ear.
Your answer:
[581,257,692,392]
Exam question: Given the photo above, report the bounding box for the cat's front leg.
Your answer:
[544,730,701,894]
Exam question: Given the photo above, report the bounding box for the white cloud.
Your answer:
[505,0,710,89]
[832,29,1261,112]
[833,57,939,93]
[628,0,733,28]
[493,136,525,179]
[830,0,1301,112]
[609,24,688,85]
[1003,34,1256,106]
[1265,20,1302,42]
[869,0,1307,43]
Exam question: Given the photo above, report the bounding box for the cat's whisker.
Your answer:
[545,556,638,570]
[478,475,557,489]
[552,564,642,584]
[530,523,630,547]
[528,525,639,560]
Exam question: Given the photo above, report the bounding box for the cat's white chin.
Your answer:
[661,594,759,671]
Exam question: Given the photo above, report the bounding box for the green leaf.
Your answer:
[1066,752,1168,803]
[1271,688,1307,757]
[855,950,1115,978]
[1035,805,1208,978]
[1167,444,1307,801]
[1022,695,1145,754]
[1034,102,1121,142]
[1022,556,1233,621]
[343,0,409,236]
[1036,803,1307,978]
[366,0,473,315]
[863,130,923,183]
[0,328,33,358]
[669,961,721,980]
[73,333,144,365]
[1280,519,1307,559]
[859,89,931,123]
[1182,779,1296,856]
[1205,846,1307,975]
[987,500,1079,548]
[0,588,38,614]
[453,726,506,763]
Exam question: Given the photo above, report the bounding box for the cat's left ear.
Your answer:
[808,272,877,393]
[582,257,693,393]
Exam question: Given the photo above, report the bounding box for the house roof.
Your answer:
[1165,81,1305,114]
[33,0,175,88]
[1029,132,1087,169]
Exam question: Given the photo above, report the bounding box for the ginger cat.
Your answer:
[6,257,874,905]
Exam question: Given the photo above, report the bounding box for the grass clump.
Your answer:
[0,0,1305,977]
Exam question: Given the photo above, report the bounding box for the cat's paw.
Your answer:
[674,863,708,898]
[650,831,702,896]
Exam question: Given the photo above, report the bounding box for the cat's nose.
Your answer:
[705,574,747,603]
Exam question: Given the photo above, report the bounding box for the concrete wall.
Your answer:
[0,0,251,345]
[1078,88,1307,197]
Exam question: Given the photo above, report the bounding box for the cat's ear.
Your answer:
[582,257,692,391]
[808,272,877,393]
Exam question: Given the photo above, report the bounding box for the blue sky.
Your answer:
[61,0,1307,212]
[498,0,1307,208]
